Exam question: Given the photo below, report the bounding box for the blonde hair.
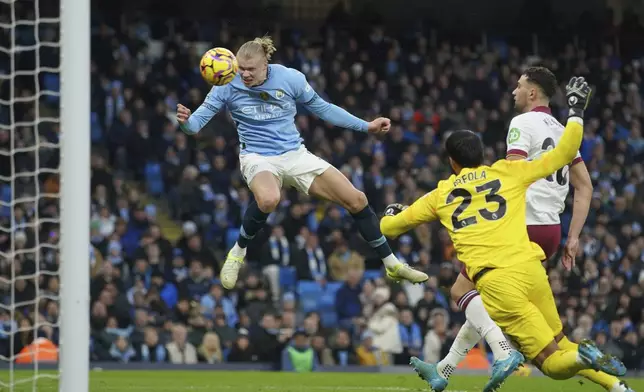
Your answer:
[237,35,277,61]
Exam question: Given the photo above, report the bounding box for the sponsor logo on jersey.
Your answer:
[507,127,521,144]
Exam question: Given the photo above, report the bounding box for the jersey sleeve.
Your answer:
[180,86,227,135]
[505,118,584,186]
[380,190,439,239]
[289,69,317,104]
[571,151,583,166]
[505,117,532,158]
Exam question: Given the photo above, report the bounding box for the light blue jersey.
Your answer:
[181,64,369,156]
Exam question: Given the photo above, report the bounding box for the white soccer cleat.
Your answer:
[220,245,246,289]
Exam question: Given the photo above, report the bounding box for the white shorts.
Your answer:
[239,145,331,194]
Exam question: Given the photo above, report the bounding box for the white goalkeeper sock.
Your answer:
[437,320,481,380]
[464,293,512,361]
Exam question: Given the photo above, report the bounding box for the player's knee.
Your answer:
[533,340,560,369]
[256,192,280,213]
[345,190,368,214]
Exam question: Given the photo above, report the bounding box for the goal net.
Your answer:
[0,0,89,391]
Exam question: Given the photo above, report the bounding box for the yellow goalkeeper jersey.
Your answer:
[380,119,583,279]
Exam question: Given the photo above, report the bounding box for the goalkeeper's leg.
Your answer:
[524,262,626,379]
[535,271,632,391]
[557,335,633,392]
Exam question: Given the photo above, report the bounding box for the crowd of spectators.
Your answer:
[1,1,643,371]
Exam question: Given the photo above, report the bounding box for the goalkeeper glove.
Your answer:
[384,203,408,217]
[565,76,592,119]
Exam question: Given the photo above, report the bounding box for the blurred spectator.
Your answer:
[311,334,334,366]
[250,312,291,368]
[166,324,198,364]
[281,329,318,372]
[134,327,168,363]
[395,308,423,364]
[335,269,363,329]
[330,329,358,366]
[367,286,402,356]
[423,309,451,364]
[356,331,390,366]
[329,239,365,281]
[197,332,223,364]
[227,329,256,363]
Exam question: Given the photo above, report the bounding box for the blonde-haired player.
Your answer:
[176,36,428,290]
[380,77,626,392]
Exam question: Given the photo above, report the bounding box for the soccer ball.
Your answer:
[199,47,238,86]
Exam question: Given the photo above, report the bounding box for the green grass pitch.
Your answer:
[0,370,642,391]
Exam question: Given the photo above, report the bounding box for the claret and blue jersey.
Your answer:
[181,64,369,156]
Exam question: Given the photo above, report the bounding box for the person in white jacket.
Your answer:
[166,324,198,364]
[367,286,402,355]
[423,308,451,364]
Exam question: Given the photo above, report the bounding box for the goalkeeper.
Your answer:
[380,77,626,392]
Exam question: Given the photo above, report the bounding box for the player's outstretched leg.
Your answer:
[221,172,280,289]
[557,336,632,392]
[308,168,428,284]
[538,342,626,381]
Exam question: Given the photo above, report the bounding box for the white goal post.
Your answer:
[59,0,90,390]
[0,0,90,390]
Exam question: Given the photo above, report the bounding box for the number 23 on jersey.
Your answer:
[446,179,508,230]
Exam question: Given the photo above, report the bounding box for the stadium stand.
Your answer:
[0,0,643,371]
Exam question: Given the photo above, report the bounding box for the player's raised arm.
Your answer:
[177,87,227,135]
[512,77,592,185]
[290,69,390,135]
[380,190,439,239]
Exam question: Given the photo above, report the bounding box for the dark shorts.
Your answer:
[460,224,561,281]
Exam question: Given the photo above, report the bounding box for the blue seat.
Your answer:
[297,280,323,296]
[297,280,323,313]
[279,267,297,292]
[225,228,240,250]
[144,163,164,196]
[363,269,382,281]
[318,292,335,311]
